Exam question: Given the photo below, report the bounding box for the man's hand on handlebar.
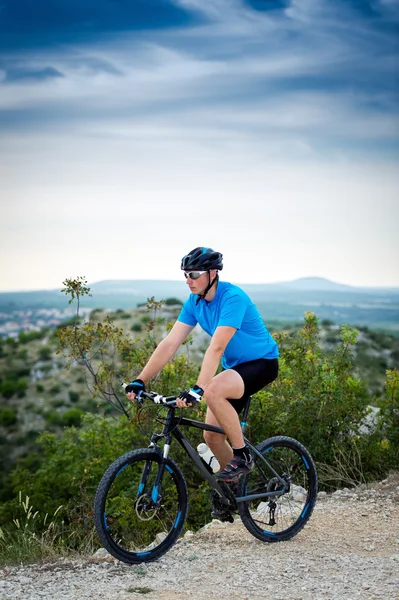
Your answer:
[176,385,204,408]
[125,379,146,403]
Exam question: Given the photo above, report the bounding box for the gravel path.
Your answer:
[1,476,399,600]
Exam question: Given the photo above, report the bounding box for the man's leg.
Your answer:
[203,370,253,482]
[204,369,245,447]
[204,407,233,471]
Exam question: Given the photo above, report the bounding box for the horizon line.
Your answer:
[1,275,399,294]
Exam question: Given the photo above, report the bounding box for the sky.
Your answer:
[0,0,398,292]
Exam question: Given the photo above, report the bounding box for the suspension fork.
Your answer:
[143,409,175,505]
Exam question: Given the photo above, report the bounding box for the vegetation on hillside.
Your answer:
[0,277,398,564]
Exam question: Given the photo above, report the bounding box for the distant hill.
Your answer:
[0,278,398,334]
[271,277,354,292]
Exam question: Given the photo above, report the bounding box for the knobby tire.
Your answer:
[94,449,188,564]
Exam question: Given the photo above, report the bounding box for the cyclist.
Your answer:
[125,247,279,484]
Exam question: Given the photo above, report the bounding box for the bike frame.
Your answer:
[146,404,289,508]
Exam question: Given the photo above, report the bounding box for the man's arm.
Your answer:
[137,321,194,384]
[196,326,237,390]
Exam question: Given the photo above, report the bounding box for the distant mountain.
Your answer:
[92,276,351,294]
[271,277,354,292]
[1,278,399,335]
[91,279,187,297]
[239,277,399,294]
[1,277,398,309]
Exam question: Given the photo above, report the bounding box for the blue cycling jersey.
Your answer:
[177,281,279,369]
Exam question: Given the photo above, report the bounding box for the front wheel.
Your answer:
[94,449,188,564]
[238,436,317,543]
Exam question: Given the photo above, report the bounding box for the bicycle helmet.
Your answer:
[181,247,223,304]
[180,247,223,272]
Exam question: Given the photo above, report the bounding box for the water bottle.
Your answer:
[197,443,220,473]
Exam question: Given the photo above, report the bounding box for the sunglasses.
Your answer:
[184,271,207,280]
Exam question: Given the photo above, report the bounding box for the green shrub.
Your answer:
[131,323,142,332]
[44,410,63,427]
[3,366,30,379]
[52,398,65,408]
[16,348,28,360]
[68,391,80,403]
[249,315,369,477]
[15,379,28,398]
[0,380,17,399]
[61,408,83,427]
[18,330,47,344]
[378,369,399,450]
[49,384,61,395]
[38,347,52,361]
[0,408,17,427]
[5,338,18,348]
[164,297,183,306]
[0,378,27,399]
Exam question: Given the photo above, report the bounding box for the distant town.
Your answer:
[0,307,92,339]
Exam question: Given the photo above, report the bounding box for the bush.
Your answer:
[5,338,18,349]
[61,409,83,427]
[18,330,47,344]
[378,370,399,451]
[16,348,28,360]
[49,384,61,395]
[0,379,27,399]
[248,314,370,481]
[44,410,63,427]
[15,379,28,398]
[38,347,52,361]
[0,380,17,399]
[0,408,17,427]
[164,297,183,306]
[68,391,80,403]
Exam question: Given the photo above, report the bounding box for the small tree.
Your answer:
[57,278,198,417]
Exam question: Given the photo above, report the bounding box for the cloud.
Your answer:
[3,65,64,82]
[0,0,203,50]
[0,0,397,160]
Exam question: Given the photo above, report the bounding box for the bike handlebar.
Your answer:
[122,384,201,409]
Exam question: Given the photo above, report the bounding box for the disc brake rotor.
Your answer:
[135,494,159,521]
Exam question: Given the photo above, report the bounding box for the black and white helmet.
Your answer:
[181,247,223,272]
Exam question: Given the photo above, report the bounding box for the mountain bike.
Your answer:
[94,390,318,564]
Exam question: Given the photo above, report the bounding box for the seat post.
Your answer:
[240,395,252,433]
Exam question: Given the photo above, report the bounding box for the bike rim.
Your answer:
[101,455,183,557]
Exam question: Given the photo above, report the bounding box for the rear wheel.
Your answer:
[238,436,317,542]
[94,449,188,564]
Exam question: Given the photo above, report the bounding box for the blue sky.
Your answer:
[0,0,398,291]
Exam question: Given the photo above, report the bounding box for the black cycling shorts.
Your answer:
[226,357,278,415]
